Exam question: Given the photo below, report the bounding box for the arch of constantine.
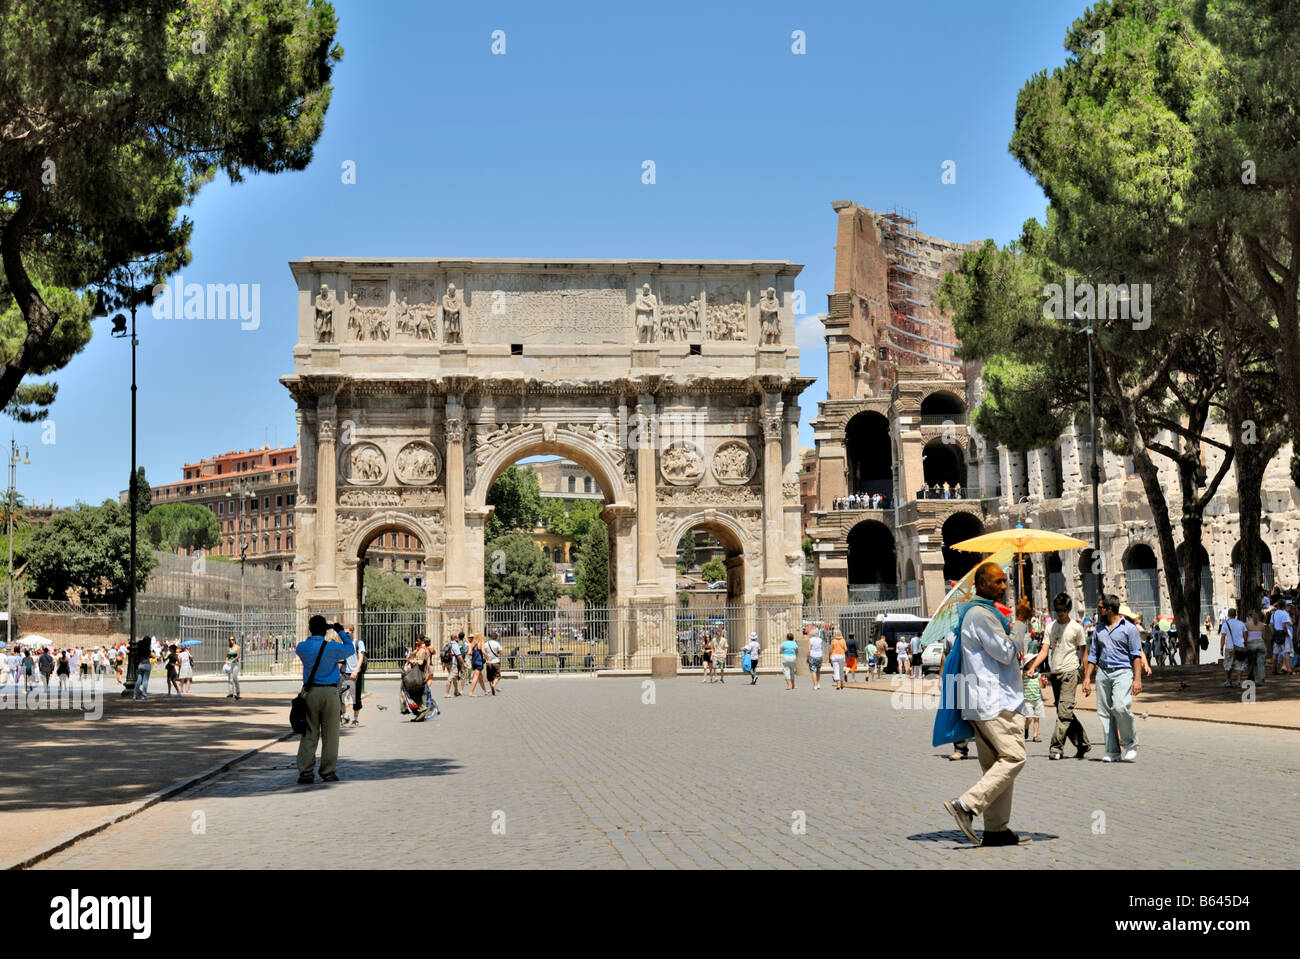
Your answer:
[282,258,811,670]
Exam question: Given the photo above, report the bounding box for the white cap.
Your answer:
[749,631,758,639]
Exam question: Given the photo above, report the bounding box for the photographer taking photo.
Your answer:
[295,616,355,785]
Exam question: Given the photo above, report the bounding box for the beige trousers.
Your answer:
[959,709,1026,833]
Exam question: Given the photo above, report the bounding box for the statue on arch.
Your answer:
[442,283,465,344]
[635,283,658,343]
[759,287,781,344]
[314,285,335,343]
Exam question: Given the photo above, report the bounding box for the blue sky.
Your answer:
[18,0,1084,507]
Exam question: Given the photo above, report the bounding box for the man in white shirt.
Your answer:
[1220,610,1246,687]
[340,626,366,726]
[1026,592,1092,760]
[485,630,503,695]
[943,562,1031,847]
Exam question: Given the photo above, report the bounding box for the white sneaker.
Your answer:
[1101,753,1120,762]
[1123,748,1138,762]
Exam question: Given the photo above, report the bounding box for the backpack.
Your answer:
[440,641,454,665]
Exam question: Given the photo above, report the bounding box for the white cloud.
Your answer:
[795,312,827,354]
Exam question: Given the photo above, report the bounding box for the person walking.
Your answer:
[1026,593,1091,760]
[1244,608,1268,688]
[443,633,464,697]
[165,644,181,696]
[458,631,472,688]
[896,634,911,677]
[701,632,714,684]
[38,647,53,692]
[400,637,436,720]
[1081,596,1144,762]
[21,647,35,693]
[807,628,825,690]
[178,645,194,693]
[829,631,848,691]
[113,645,125,685]
[132,635,153,700]
[1219,609,1247,688]
[466,633,488,697]
[225,636,241,700]
[485,631,503,695]
[942,562,1031,847]
[715,635,727,683]
[743,632,761,684]
[780,632,798,689]
[845,633,859,684]
[295,617,355,784]
[348,624,368,722]
[1269,601,1293,677]
[55,649,71,693]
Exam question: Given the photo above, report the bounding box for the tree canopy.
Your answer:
[25,499,156,604]
[485,465,542,541]
[572,520,609,608]
[484,530,559,607]
[362,564,425,611]
[143,501,220,553]
[0,1,342,417]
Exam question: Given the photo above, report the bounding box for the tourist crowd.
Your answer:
[831,492,893,510]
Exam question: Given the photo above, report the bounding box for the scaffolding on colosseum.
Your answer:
[878,208,961,389]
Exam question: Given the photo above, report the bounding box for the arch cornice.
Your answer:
[340,508,444,562]
[468,427,629,508]
[659,509,757,557]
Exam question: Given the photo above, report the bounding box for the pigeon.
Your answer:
[1178,681,1190,690]
[376,704,388,711]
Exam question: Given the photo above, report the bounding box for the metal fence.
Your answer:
[109,593,932,676]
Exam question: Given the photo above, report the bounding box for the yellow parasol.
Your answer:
[950,525,1089,602]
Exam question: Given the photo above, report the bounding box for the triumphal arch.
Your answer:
[283,258,810,669]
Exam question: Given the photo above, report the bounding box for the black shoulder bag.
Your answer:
[290,640,330,735]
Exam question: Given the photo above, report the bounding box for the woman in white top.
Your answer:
[806,631,825,690]
[178,646,194,692]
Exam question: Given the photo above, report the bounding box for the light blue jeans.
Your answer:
[1096,667,1136,755]
[133,663,151,699]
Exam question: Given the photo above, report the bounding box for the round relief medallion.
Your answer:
[345,442,387,486]
[660,441,706,486]
[711,441,757,485]
[395,442,441,485]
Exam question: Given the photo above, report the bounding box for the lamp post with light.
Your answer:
[6,438,29,649]
[227,483,256,655]
[108,274,144,695]
[1070,311,1104,600]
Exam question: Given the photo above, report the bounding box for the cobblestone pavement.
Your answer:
[37,677,1300,869]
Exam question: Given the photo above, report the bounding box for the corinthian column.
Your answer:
[762,393,785,590]
[315,409,338,588]
[636,394,659,590]
[444,397,468,599]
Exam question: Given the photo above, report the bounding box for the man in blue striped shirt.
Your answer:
[1082,595,1144,763]
[295,616,355,785]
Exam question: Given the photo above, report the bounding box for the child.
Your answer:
[1022,655,1044,742]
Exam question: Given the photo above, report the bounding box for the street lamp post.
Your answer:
[1072,312,1105,600]
[110,286,142,695]
[227,483,255,659]
[6,438,30,649]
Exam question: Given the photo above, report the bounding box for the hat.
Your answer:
[1118,604,1138,621]
[749,631,758,639]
